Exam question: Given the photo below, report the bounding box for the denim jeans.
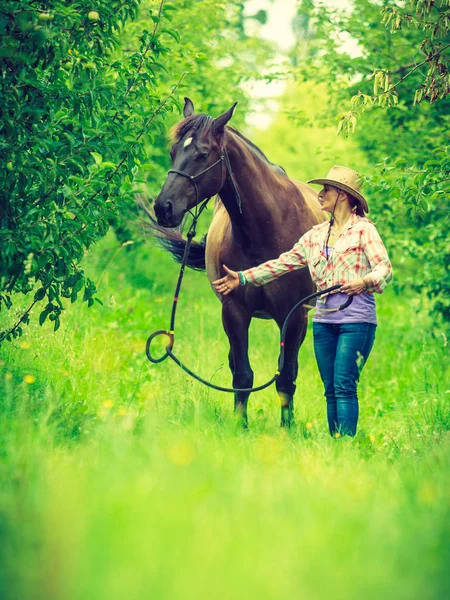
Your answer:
[313,322,376,437]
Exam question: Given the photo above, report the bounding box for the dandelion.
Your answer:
[103,400,113,408]
[306,422,313,430]
[334,432,341,439]
[20,341,31,349]
[369,434,376,442]
[24,375,36,384]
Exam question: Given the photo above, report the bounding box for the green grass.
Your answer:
[1,232,449,600]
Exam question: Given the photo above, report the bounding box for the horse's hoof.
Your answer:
[280,406,294,428]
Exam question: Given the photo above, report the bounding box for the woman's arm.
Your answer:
[242,237,309,287]
[212,236,309,294]
[361,224,393,293]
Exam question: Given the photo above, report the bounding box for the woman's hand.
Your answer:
[340,278,367,296]
[212,265,240,296]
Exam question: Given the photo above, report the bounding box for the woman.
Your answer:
[212,165,393,437]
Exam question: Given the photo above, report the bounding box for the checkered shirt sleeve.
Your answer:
[361,223,393,293]
[243,233,310,286]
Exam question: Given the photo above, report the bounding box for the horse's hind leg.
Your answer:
[276,311,308,428]
[222,303,253,428]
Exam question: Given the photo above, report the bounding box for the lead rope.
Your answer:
[145,224,353,392]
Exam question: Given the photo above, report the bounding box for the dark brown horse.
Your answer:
[151,98,324,427]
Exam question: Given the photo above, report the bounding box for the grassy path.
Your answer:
[1,234,449,599]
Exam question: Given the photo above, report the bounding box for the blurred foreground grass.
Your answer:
[1,233,449,600]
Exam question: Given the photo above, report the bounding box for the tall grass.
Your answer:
[1,233,449,600]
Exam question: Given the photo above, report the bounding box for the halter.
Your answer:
[168,148,242,216]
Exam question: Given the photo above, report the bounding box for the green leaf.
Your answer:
[90,152,103,166]
[34,288,46,302]
[39,307,51,326]
[161,28,180,43]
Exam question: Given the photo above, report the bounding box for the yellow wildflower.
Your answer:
[167,441,195,466]
[306,422,313,430]
[24,375,36,384]
[418,483,437,505]
[117,408,127,416]
[5,372,12,380]
[20,341,31,349]
[103,400,113,408]
[369,434,376,442]
[334,432,341,439]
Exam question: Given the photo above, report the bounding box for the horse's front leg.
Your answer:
[222,301,253,428]
[276,310,308,428]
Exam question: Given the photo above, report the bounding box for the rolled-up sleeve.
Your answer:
[362,224,393,293]
[243,236,309,287]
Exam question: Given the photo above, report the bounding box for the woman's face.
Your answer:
[318,185,342,213]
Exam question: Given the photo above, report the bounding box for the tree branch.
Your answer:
[389,42,450,92]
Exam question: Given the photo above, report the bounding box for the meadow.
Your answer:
[1,231,449,600]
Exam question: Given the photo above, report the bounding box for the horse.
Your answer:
[150,97,324,427]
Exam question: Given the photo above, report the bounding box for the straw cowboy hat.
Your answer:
[308,165,369,214]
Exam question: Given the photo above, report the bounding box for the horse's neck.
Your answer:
[219,132,302,248]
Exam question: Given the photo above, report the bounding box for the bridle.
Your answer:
[167,147,242,217]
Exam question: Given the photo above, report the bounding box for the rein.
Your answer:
[146,153,353,391]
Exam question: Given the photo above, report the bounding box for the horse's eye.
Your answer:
[196,152,209,160]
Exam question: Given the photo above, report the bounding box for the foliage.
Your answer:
[0,0,274,342]
[0,0,176,340]
[365,148,450,321]
[292,0,450,134]
[251,81,369,183]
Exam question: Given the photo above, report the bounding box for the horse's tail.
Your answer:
[136,195,206,271]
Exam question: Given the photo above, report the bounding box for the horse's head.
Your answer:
[154,97,237,227]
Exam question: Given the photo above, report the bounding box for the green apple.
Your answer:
[38,12,54,22]
[87,11,100,21]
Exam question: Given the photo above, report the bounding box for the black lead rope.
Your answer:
[146,213,353,393]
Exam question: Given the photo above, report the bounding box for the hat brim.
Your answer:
[307,178,369,214]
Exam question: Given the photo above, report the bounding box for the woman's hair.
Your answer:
[348,193,365,216]
[330,185,365,216]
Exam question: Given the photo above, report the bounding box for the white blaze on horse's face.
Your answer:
[183,137,193,149]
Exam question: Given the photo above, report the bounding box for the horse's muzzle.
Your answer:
[154,199,182,228]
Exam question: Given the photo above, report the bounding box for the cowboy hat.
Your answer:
[307,165,369,213]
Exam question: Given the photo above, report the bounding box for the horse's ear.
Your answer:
[183,97,195,118]
[212,102,238,137]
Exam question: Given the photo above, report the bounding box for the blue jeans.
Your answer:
[313,322,376,437]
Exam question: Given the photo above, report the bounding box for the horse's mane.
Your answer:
[170,114,287,176]
[170,114,213,142]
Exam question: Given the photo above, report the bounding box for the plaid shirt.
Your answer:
[243,214,393,294]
